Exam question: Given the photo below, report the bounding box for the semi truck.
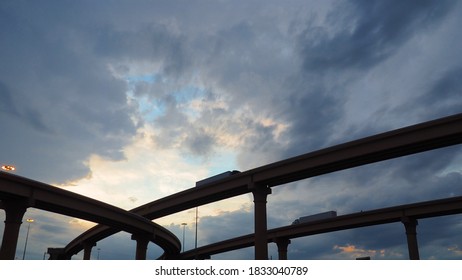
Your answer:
[292,211,337,225]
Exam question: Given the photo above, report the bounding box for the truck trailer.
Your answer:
[195,170,240,187]
[292,211,337,225]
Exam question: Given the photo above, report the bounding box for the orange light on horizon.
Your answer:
[1,165,16,171]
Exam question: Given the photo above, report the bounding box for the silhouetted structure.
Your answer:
[1,113,462,260]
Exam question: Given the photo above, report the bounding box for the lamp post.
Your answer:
[22,218,34,260]
[195,207,198,250]
[181,223,187,252]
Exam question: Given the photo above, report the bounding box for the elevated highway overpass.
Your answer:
[179,195,462,260]
[63,113,462,259]
[0,172,180,260]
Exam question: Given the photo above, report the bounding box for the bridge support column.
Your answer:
[0,200,28,260]
[83,242,96,260]
[132,234,151,260]
[274,238,291,260]
[251,184,272,260]
[402,217,420,260]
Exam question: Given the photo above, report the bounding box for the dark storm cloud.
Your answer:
[278,83,343,158]
[299,0,455,72]
[0,81,52,133]
[0,1,138,182]
[93,24,190,77]
[415,67,462,119]
[184,129,216,157]
[199,208,254,244]
[273,0,457,159]
[0,82,20,118]
[248,0,456,162]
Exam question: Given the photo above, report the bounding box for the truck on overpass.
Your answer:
[292,211,337,225]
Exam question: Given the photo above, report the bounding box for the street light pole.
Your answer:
[22,218,34,260]
[195,207,198,250]
[181,223,187,252]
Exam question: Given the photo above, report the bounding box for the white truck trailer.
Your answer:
[292,211,337,225]
[195,170,240,187]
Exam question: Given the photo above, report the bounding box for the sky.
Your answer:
[1,0,462,260]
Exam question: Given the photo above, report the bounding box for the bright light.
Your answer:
[1,165,16,171]
[26,219,35,223]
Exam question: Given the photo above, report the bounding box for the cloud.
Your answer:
[0,2,139,183]
[414,67,462,119]
[298,0,455,72]
[198,207,254,245]
[333,244,385,259]
[56,124,211,208]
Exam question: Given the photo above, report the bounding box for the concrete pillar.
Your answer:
[275,238,291,260]
[131,234,151,260]
[82,242,96,260]
[251,184,272,260]
[402,217,420,260]
[0,200,28,260]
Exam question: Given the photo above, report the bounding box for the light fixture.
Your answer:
[22,218,35,260]
[1,165,16,171]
